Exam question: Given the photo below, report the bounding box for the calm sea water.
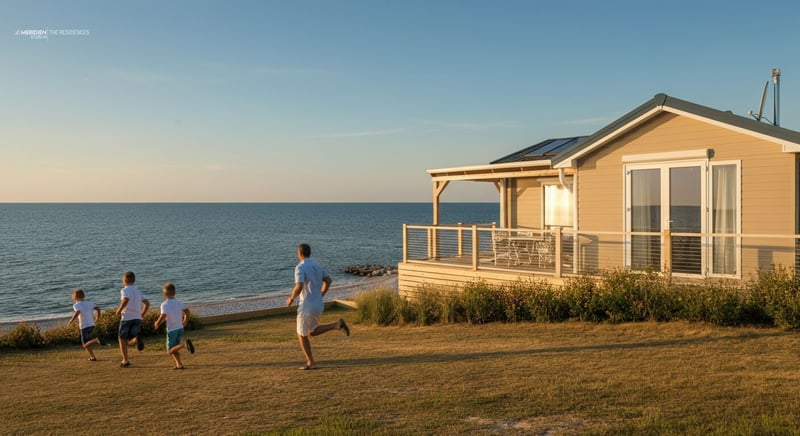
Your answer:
[0,203,497,323]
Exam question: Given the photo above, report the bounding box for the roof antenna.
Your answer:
[748,68,781,126]
[748,80,769,122]
[772,68,780,127]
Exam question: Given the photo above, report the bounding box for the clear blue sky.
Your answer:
[3,0,800,202]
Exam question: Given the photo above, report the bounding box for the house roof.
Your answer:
[550,93,800,168]
[427,93,800,182]
[490,136,588,164]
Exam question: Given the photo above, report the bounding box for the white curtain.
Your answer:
[713,164,737,275]
[631,169,660,269]
[544,184,573,228]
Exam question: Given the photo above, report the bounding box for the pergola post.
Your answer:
[493,179,508,228]
[430,180,450,259]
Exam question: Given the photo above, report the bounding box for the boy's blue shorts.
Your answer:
[118,319,142,340]
[167,328,184,350]
[80,326,94,345]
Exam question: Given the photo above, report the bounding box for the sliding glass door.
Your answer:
[626,161,706,276]
[669,166,702,275]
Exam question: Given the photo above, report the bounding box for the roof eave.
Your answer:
[427,160,556,181]
[552,93,800,167]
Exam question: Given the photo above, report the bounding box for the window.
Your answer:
[543,183,574,228]
[711,163,739,276]
[624,159,740,277]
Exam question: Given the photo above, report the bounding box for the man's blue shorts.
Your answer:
[118,319,142,340]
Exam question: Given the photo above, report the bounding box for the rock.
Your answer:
[344,264,397,277]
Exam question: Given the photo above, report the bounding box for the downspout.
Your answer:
[558,168,572,192]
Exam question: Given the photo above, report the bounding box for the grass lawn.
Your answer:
[2,308,800,435]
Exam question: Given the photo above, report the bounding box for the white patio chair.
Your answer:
[492,230,517,266]
[535,234,554,268]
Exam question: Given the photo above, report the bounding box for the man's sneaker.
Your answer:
[136,336,144,351]
[186,338,195,354]
[339,319,350,337]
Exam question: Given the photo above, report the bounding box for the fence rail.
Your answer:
[402,224,800,279]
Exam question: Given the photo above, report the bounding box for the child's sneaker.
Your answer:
[136,336,144,351]
[186,338,195,354]
[339,319,350,336]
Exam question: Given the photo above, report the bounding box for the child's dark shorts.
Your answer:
[80,326,95,345]
[118,319,142,340]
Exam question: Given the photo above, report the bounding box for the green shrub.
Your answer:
[409,286,447,325]
[703,282,745,326]
[42,324,82,347]
[561,275,606,322]
[440,289,467,324]
[355,288,405,325]
[0,323,45,350]
[500,281,534,322]
[525,281,570,322]
[744,265,799,328]
[674,284,706,322]
[460,281,506,324]
[599,269,677,323]
[93,309,120,341]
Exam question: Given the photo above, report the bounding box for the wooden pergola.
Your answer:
[427,160,574,227]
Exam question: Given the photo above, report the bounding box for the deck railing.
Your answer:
[402,224,800,279]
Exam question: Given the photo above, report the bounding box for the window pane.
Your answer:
[712,164,737,275]
[630,169,660,270]
[544,184,573,227]
[670,166,701,275]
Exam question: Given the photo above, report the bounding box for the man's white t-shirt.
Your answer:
[120,285,146,321]
[160,299,187,331]
[294,258,329,314]
[73,300,97,329]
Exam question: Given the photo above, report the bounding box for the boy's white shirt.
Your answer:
[160,298,187,331]
[120,285,145,321]
[72,300,97,329]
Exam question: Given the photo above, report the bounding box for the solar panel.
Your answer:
[491,136,587,164]
[529,138,573,156]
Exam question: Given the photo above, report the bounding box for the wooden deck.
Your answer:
[398,253,569,297]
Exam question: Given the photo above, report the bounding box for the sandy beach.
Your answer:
[0,275,397,333]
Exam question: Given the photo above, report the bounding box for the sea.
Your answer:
[0,203,498,324]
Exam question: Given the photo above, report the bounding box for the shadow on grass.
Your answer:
[202,329,788,370]
[327,330,788,368]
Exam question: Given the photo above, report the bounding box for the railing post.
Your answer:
[457,222,464,257]
[427,228,432,259]
[428,227,439,260]
[433,226,439,260]
[472,225,479,271]
[554,227,562,278]
[663,229,672,276]
[402,224,408,263]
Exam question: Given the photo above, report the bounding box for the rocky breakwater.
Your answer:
[345,264,398,277]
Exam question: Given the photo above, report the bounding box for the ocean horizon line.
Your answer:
[0,201,498,205]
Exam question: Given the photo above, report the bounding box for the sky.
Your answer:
[3,0,800,203]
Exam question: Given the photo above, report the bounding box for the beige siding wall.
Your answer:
[509,178,542,228]
[576,113,797,273]
[398,262,565,297]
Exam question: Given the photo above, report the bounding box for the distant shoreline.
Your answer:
[0,275,396,333]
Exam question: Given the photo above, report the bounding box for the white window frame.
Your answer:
[541,178,575,230]
[624,156,742,278]
[624,158,709,277]
[707,160,742,278]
